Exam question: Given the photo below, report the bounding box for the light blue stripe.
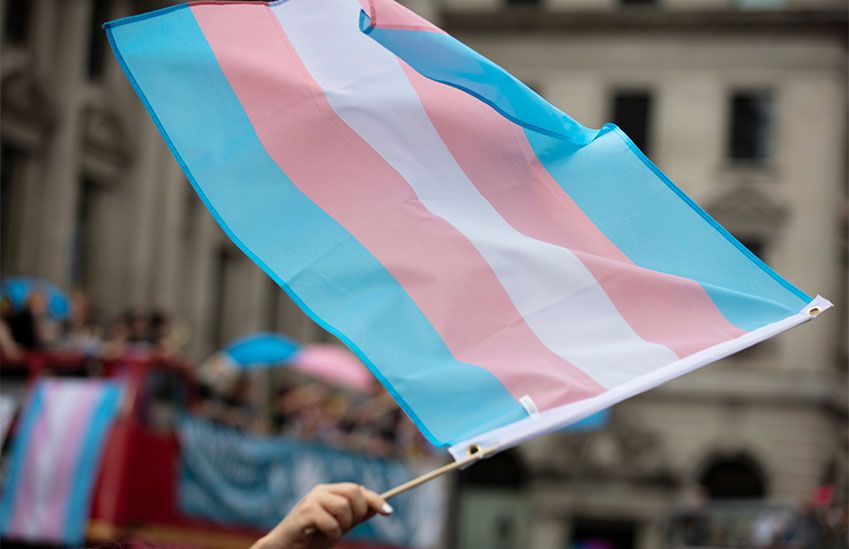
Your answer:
[0,382,46,534]
[527,127,808,330]
[62,383,125,544]
[361,12,598,146]
[104,6,527,446]
[360,22,809,331]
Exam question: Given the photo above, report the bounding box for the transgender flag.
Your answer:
[0,380,124,545]
[105,0,829,459]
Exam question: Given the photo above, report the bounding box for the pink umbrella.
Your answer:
[291,344,373,391]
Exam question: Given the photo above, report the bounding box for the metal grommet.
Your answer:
[466,444,481,457]
[807,307,821,317]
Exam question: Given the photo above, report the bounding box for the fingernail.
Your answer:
[381,503,393,515]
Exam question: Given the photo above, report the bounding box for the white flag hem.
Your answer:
[448,295,832,460]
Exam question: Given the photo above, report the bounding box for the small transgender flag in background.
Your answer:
[0,379,124,546]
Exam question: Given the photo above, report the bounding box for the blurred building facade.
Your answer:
[0,0,846,548]
[0,0,331,357]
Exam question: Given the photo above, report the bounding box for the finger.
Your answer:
[317,493,354,531]
[308,506,344,541]
[325,483,362,498]
[327,484,368,520]
[361,487,393,516]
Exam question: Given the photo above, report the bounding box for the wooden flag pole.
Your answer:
[380,444,491,500]
[304,445,492,536]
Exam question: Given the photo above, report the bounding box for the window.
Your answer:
[3,0,32,46]
[506,0,540,6]
[87,0,112,80]
[613,90,652,155]
[1,144,23,276]
[737,236,765,261]
[700,455,767,499]
[71,179,98,288]
[728,91,773,163]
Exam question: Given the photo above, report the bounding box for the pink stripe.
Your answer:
[191,4,605,409]
[400,65,746,357]
[8,383,102,539]
[40,384,102,538]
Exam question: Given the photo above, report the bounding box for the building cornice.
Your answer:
[442,8,849,38]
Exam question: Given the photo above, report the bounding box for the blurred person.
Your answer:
[785,501,827,547]
[60,290,102,357]
[100,316,130,360]
[5,291,52,349]
[251,483,392,549]
[215,372,270,434]
[273,379,303,432]
[678,485,710,546]
[352,391,401,457]
[0,297,23,360]
[279,382,331,440]
[125,308,153,349]
[315,393,354,448]
[149,309,188,357]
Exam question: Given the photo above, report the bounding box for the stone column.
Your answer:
[36,0,91,288]
[14,0,55,276]
[244,265,270,334]
[125,117,164,306]
[185,211,220,358]
[151,157,186,312]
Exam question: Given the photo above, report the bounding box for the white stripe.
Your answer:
[271,0,678,388]
[23,383,89,539]
[448,296,833,459]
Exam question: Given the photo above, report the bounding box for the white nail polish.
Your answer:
[381,503,393,514]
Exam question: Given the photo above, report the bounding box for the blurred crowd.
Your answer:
[0,289,185,362]
[0,281,431,460]
[671,491,847,548]
[194,364,432,460]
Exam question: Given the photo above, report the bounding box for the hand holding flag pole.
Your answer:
[303,445,491,537]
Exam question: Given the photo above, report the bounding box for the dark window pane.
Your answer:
[87,0,112,80]
[700,456,767,499]
[1,144,22,276]
[621,0,656,6]
[506,0,540,6]
[728,91,773,162]
[72,179,97,288]
[4,0,32,46]
[613,90,652,155]
[737,237,765,261]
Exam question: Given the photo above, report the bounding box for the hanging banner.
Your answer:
[178,416,444,548]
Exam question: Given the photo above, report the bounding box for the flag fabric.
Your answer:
[104,0,829,459]
[0,379,124,545]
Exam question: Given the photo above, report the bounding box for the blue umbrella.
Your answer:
[222,332,300,370]
[1,277,70,320]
